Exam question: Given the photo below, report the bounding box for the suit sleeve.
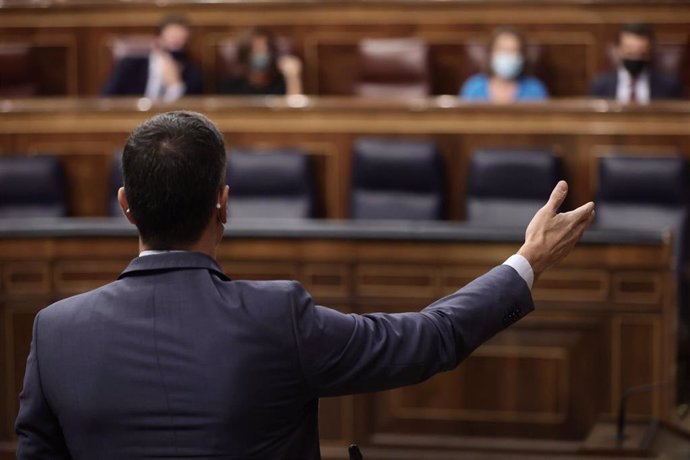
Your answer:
[291,264,534,397]
[15,313,71,459]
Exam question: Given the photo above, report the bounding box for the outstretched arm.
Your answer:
[292,181,595,398]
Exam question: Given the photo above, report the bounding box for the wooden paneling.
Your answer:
[0,229,676,457]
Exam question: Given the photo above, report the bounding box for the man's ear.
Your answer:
[117,187,136,225]
[218,185,229,224]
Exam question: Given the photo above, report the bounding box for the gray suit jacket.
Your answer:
[16,251,533,459]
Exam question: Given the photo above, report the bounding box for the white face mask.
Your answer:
[491,53,524,80]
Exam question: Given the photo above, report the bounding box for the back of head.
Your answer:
[122,111,226,249]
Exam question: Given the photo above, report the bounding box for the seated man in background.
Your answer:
[460,26,549,103]
[219,27,302,96]
[590,23,683,102]
[101,14,203,101]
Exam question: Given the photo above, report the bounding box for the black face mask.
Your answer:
[168,49,188,63]
[622,58,648,77]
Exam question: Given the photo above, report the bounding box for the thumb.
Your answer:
[545,180,568,214]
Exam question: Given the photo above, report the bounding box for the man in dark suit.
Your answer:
[590,23,683,102]
[15,111,595,459]
[101,15,203,101]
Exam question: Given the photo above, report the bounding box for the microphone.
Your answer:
[348,444,363,460]
[616,381,673,442]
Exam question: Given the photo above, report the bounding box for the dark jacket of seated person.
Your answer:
[219,71,287,95]
[589,68,683,101]
[102,54,204,100]
[459,26,549,103]
[590,22,684,102]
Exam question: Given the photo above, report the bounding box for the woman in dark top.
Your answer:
[219,27,302,96]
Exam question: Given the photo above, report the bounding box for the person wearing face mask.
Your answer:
[590,23,683,103]
[101,14,204,101]
[459,27,548,103]
[219,27,303,96]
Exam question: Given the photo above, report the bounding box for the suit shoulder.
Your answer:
[230,279,306,299]
[38,280,123,322]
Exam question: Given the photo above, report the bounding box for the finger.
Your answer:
[545,180,568,214]
[571,207,596,239]
[563,201,595,224]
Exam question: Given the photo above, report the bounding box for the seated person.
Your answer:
[101,14,203,101]
[460,26,548,103]
[590,23,683,103]
[219,27,302,96]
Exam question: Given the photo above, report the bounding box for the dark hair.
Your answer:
[156,14,190,36]
[617,23,655,44]
[122,111,226,249]
[236,27,280,79]
[486,26,531,78]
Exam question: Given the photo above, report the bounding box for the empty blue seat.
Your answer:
[596,154,689,328]
[226,148,315,219]
[351,137,444,220]
[0,155,68,217]
[596,155,687,233]
[466,149,560,227]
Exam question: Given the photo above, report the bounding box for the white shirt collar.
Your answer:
[139,249,187,257]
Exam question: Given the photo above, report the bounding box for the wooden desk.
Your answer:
[0,218,677,458]
[1,97,690,218]
[0,0,690,97]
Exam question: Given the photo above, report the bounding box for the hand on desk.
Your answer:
[518,180,595,282]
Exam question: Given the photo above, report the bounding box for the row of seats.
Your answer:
[2,142,687,227]
[1,146,688,315]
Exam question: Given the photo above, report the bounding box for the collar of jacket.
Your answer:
[118,251,231,281]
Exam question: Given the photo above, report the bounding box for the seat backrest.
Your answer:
[466,149,559,227]
[355,38,430,98]
[596,154,688,232]
[226,148,314,219]
[351,137,444,220]
[0,155,68,218]
[0,42,38,96]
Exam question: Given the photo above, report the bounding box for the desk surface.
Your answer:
[0,217,666,245]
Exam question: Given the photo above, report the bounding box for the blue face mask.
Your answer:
[491,53,524,80]
[251,53,271,70]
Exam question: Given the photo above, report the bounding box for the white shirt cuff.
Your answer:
[503,254,534,290]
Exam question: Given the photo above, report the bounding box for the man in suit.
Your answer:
[15,111,595,459]
[590,23,683,103]
[101,15,203,101]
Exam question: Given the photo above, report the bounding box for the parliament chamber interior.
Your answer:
[1,0,690,458]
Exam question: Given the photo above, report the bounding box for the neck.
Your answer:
[138,221,221,259]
